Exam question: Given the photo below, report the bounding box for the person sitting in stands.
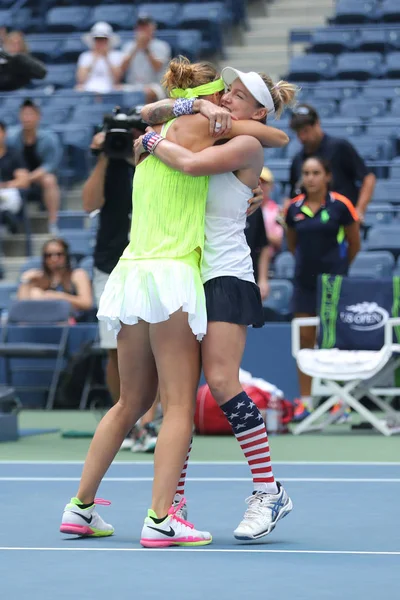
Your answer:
[18,238,93,318]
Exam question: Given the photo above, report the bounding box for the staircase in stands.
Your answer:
[221,0,334,79]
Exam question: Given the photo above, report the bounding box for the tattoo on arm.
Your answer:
[146,103,176,125]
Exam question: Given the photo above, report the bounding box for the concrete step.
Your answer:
[268,4,332,18]
[3,257,29,281]
[226,45,287,60]
[3,233,50,258]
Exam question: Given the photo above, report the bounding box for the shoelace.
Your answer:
[169,497,193,529]
[243,492,276,520]
[94,498,111,506]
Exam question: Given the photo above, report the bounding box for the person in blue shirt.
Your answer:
[285,156,360,419]
[7,99,62,235]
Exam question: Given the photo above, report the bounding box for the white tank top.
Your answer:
[201,171,255,284]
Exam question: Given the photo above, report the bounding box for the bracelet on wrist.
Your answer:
[173,98,196,118]
[142,132,164,155]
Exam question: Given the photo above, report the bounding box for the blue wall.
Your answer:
[200,323,299,401]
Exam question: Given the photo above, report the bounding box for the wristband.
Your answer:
[173,97,196,118]
[142,132,164,154]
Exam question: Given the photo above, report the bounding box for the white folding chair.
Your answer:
[291,275,400,436]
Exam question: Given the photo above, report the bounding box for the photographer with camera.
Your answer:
[83,108,158,451]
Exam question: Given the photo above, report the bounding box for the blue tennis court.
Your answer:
[1,461,399,599]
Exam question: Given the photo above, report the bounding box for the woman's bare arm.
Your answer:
[146,135,263,177]
[345,221,361,264]
[286,228,297,255]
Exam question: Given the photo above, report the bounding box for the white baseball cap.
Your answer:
[221,67,276,117]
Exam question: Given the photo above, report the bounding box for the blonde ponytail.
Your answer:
[258,73,300,118]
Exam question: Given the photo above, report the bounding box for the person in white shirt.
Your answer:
[120,15,171,102]
[76,22,123,94]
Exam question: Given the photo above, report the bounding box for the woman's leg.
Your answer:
[76,322,158,504]
[149,309,201,518]
[202,321,277,493]
[201,321,292,540]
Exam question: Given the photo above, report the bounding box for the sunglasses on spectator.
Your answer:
[44,252,65,258]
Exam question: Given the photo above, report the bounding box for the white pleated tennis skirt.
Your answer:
[97,250,207,341]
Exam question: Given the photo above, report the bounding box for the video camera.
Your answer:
[100,107,148,160]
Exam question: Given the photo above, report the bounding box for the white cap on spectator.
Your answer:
[83,22,120,48]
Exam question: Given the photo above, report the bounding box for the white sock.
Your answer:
[254,482,279,495]
[301,396,313,411]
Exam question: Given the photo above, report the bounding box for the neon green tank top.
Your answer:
[121,120,209,260]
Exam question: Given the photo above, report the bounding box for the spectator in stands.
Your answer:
[285,156,360,420]
[7,99,61,235]
[245,208,270,302]
[287,104,376,222]
[4,30,29,55]
[77,22,123,94]
[259,166,283,257]
[18,238,93,317]
[83,130,158,452]
[0,120,29,233]
[120,14,171,102]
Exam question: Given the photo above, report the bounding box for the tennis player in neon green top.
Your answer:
[60,57,290,547]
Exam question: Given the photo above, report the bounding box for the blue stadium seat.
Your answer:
[0,9,12,28]
[381,0,400,23]
[390,97,400,115]
[135,3,180,29]
[308,28,354,54]
[313,80,360,99]
[373,180,400,203]
[43,64,76,89]
[265,160,291,184]
[121,90,147,110]
[19,257,41,276]
[59,37,87,63]
[335,52,383,80]
[363,204,395,227]
[385,52,400,78]
[366,225,400,258]
[339,98,387,119]
[312,99,338,118]
[0,300,71,409]
[61,229,94,260]
[333,0,377,24]
[390,159,400,179]
[313,87,344,102]
[262,280,293,319]
[363,80,400,99]
[367,117,400,138]
[349,250,395,278]
[89,4,136,30]
[175,29,203,62]
[287,54,335,82]
[355,28,387,52]
[72,104,116,127]
[46,7,91,32]
[78,255,94,280]
[273,252,295,280]
[285,139,302,160]
[346,135,389,161]
[0,283,18,312]
[40,107,72,126]
[322,117,364,136]
[176,2,232,55]
[58,211,88,230]
[61,127,92,182]
[28,39,62,63]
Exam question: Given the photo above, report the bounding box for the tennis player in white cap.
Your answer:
[135,63,298,540]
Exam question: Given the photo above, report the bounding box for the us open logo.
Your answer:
[339,302,389,331]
